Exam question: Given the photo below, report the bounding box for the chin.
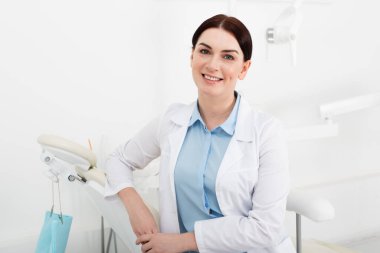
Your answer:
[198,86,226,98]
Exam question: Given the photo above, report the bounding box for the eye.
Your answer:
[200,49,210,54]
[223,54,234,60]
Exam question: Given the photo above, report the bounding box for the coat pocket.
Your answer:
[218,169,257,215]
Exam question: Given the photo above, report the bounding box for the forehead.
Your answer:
[196,28,242,53]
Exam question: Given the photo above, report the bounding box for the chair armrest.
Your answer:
[287,189,335,222]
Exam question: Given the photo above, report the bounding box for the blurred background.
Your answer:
[0,0,379,252]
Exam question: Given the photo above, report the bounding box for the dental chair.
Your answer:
[37,134,358,253]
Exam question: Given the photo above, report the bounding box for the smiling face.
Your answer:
[191,28,251,100]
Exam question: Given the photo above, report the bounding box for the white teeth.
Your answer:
[204,74,221,81]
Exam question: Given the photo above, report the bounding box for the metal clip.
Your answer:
[50,177,64,224]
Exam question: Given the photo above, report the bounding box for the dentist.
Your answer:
[105,14,295,253]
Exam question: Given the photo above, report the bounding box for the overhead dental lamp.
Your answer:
[266,0,303,66]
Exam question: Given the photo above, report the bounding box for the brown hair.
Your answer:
[192,14,252,62]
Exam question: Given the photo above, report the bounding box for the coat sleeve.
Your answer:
[194,118,289,253]
[104,116,162,199]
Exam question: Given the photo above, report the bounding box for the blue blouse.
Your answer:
[174,94,241,233]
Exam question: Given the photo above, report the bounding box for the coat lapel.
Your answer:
[217,135,244,177]
[217,97,254,177]
[168,126,188,201]
[167,102,195,202]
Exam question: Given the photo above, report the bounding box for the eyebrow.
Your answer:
[198,42,239,54]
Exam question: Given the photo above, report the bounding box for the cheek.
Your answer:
[192,53,206,64]
[223,66,241,80]
[191,61,202,85]
[191,58,203,71]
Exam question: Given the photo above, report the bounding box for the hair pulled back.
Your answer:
[192,14,252,62]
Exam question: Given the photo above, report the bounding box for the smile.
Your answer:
[203,74,223,81]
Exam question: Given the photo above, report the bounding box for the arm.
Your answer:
[194,119,289,253]
[105,117,162,235]
[105,117,162,197]
[119,187,158,236]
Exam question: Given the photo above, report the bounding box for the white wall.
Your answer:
[1,0,379,251]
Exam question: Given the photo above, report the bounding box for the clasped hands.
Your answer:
[132,212,194,253]
[136,232,186,253]
[132,212,197,253]
[120,188,196,253]
[131,208,197,253]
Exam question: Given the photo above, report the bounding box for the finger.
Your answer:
[141,241,152,253]
[136,234,151,245]
[134,228,146,237]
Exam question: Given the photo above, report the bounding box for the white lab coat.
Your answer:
[105,96,296,253]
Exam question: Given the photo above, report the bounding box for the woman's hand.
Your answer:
[136,232,198,253]
[136,233,182,253]
[118,187,158,236]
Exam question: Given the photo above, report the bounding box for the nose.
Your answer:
[206,55,220,72]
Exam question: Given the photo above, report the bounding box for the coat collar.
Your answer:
[234,97,254,142]
[169,94,254,142]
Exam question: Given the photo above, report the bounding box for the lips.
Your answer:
[202,74,223,81]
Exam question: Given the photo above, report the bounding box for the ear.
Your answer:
[238,60,252,80]
[190,48,194,67]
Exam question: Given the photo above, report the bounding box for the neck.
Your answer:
[197,92,236,130]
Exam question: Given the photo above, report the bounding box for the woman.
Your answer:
[105,14,295,253]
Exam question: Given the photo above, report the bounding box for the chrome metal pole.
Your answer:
[101,216,105,253]
[296,213,302,253]
[106,229,113,253]
[113,230,118,253]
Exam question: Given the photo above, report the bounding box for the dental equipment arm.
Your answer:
[285,93,380,142]
[320,93,380,120]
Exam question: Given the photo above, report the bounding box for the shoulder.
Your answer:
[238,97,285,141]
[239,97,283,129]
[161,102,195,123]
[156,102,195,135]
[164,102,193,117]
[253,111,282,131]
[252,111,286,147]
